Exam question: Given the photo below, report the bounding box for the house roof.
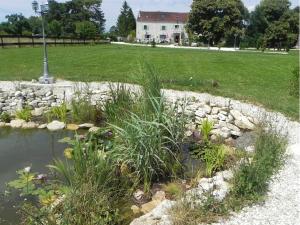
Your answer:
[137,11,189,23]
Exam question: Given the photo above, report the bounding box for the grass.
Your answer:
[0,44,298,119]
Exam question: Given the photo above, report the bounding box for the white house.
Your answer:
[136,11,189,44]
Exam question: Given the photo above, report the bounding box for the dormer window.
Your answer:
[144,25,148,30]
[161,25,166,31]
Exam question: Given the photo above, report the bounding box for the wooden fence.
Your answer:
[0,35,110,48]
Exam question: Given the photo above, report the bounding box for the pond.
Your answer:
[0,128,72,225]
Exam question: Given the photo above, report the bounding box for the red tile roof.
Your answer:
[137,11,189,23]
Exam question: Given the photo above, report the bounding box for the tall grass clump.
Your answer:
[46,102,68,122]
[231,127,287,201]
[71,86,102,124]
[15,106,32,122]
[104,83,135,124]
[112,105,185,192]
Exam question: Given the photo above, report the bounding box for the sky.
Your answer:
[0,0,299,31]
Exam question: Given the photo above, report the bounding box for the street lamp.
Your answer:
[32,0,54,84]
[234,33,238,50]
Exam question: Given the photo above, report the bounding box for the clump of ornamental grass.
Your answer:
[104,83,135,124]
[15,106,32,122]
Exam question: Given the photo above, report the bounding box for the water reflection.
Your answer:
[0,128,72,225]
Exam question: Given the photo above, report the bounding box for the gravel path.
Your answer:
[215,144,300,225]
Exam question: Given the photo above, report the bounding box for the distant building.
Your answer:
[136,11,189,44]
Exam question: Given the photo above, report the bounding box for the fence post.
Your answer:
[31,36,34,47]
[0,36,3,48]
[18,36,20,48]
[63,37,65,47]
[54,37,56,46]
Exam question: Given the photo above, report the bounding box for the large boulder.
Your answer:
[47,121,65,131]
[10,119,25,128]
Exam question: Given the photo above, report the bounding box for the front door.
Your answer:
[174,34,180,43]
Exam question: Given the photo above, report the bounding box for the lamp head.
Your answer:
[32,0,39,13]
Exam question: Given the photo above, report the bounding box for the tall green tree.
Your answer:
[2,14,30,35]
[48,20,62,37]
[187,0,247,45]
[75,21,98,39]
[116,1,136,37]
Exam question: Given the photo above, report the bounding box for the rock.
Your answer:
[66,124,79,131]
[245,145,255,153]
[230,110,244,121]
[234,118,255,130]
[10,119,25,128]
[217,170,234,181]
[195,109,206,118]
[38,124,47,129]
[219,110,228,115]
[231,130,242,137]
[225,137,236,146]
[31,107,44,117]
[211,129,230,139]
[78,123,94,129]
[211,107,220,115]
[0,122,6,127]
[218,113,227,121]
[131,205,141,214]
[130,200,175,225]
[22,122,37,129]
[47,120,65,131]
[152,191,166,201]
[198,178,214,192]
[185,130,193,137]
[133,189,145,201]
[212,186,229,202]
[14,91,22,97]
[89,126,100,133]
[45,91,52,97]
[141,200,161,214]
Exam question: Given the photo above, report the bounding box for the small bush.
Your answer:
[289,67,299,97]
[0,112,11,123]
[151,39,156,48]
[163,182,183,199]
[16,107,32,122]
[232,128,287,200]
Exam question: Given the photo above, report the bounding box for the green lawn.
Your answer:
[0,44,298,119]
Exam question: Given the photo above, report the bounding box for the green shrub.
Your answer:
[232,128,286,200]
[16,107,32,122]
[54,182,120,225]
[151,39,156,48]
[289,67,299,97]
[46,103,68,122]
[0,112,11,123]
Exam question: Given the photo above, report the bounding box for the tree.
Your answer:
[75,21,98,39]
[187,0,247,45]
[116,1,136,37]
[48,20,62,37]
[2,14,30,35]
[27,16,42,35]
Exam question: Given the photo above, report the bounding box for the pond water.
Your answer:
[0,128,72,225]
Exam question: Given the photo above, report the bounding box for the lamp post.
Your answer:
[234,33,238,50]
[32,0,54,84]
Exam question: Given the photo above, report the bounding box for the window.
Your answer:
[144,25,148,30]
[175,25,180,29]
[145,34,151,39]
[160,35,167,40]
[161,25,166,31]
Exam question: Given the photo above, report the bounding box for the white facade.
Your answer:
[136,21,188,44]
